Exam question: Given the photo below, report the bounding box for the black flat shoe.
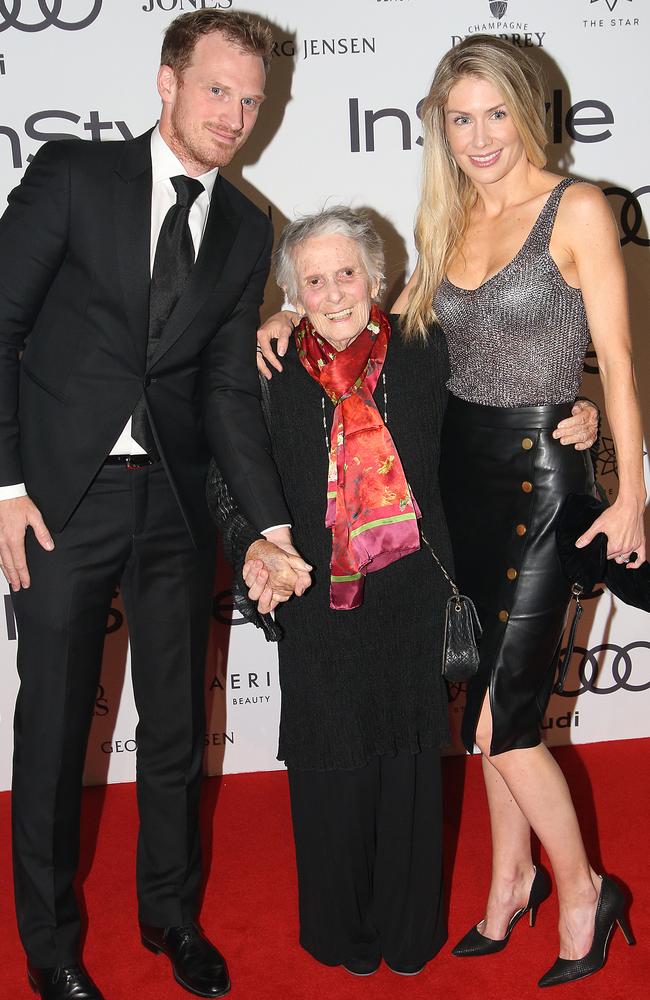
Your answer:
[141,922,230,997]
[538,874,634,988]
[452,865,552,957]
[342,958,380,976]
[27,964,104,1000]
[386,961,426,975]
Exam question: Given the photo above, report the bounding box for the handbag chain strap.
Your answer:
[420,531,461,606]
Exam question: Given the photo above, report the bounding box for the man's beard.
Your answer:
[169,112,242,171]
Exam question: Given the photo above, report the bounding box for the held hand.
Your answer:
[552,399,599,451]
[256,310,299,379]
[0,495,54,590]
[575,499,646,567]
[242,559,278,615]
[245,536,313,600]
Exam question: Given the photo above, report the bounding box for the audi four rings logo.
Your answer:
[604,186,650,247]
[0,0,102,31]
[558,642,650,697]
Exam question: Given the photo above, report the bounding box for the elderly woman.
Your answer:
[209,206,454,976]
[259,34,646,991]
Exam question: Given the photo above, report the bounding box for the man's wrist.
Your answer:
[261,525,292,546]
[0,483,28,501]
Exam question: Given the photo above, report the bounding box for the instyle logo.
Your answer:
[557,642,650,697]
[348,89,614,153]
[0,0,103,32]
[0,109,135,169]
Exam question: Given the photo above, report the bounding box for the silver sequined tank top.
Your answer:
[434,178,590,407]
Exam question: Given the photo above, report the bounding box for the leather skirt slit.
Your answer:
[439,394,595,756]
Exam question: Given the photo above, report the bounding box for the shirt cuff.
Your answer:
[261,524,292,535]
[0,483,28,501]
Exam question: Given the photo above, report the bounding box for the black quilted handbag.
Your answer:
[421,532,482,683]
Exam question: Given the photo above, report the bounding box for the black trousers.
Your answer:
[287,749,446,971]
[11,463,216,967]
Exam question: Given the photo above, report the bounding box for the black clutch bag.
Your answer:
[554,490,650,692]
[421,532,482,683]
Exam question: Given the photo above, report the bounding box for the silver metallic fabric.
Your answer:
[435,178,590,407]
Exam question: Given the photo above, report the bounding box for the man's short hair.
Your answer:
[161,10,273,76]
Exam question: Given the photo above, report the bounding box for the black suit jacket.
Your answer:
[0,130,289,543]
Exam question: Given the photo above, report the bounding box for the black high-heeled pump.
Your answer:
[538,874,634,988]
[452,865,552,957]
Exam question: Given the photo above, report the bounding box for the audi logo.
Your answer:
[603,186,649,247]
[0,0,102,31]
[557,642,650,697]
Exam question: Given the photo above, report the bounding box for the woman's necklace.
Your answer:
[320,372,388,453]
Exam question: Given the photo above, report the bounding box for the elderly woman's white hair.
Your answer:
[274,206,386,305]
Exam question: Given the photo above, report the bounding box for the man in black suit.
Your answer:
[0,11,309,1000]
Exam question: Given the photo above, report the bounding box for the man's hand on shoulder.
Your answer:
[0,496,54,590]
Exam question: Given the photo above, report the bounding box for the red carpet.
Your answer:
[1,741,649,1000]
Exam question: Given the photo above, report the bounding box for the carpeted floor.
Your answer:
[1,740,648,1000]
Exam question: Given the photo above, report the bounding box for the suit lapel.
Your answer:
[148,174,242,368]
[113,130,153,366]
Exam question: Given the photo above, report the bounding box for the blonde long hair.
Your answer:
[402,35,549,340]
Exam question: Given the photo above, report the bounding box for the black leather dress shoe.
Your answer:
[27,964,104,1000]
[141,922,230,998]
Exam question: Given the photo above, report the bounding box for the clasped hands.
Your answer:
[244,527,312,613]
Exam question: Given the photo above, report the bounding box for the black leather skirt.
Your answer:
[440,395,595,756]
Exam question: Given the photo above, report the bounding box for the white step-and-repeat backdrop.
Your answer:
[0,0,649,789]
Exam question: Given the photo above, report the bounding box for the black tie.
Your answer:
[131,174,205,454]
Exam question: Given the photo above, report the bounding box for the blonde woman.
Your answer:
[256,36,642,988]
[398,35,643,987]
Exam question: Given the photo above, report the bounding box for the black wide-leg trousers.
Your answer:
[287,749,446,972]
[11,463,216,967]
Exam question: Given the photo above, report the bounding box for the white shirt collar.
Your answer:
[151,125,218,200]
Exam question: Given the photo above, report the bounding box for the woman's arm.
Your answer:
[256,310,299,379]
[390,266,418,314]
[563,183,646,565]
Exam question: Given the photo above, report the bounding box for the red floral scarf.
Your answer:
[294,304,421,610]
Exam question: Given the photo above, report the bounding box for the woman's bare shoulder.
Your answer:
[558,178,609,216]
